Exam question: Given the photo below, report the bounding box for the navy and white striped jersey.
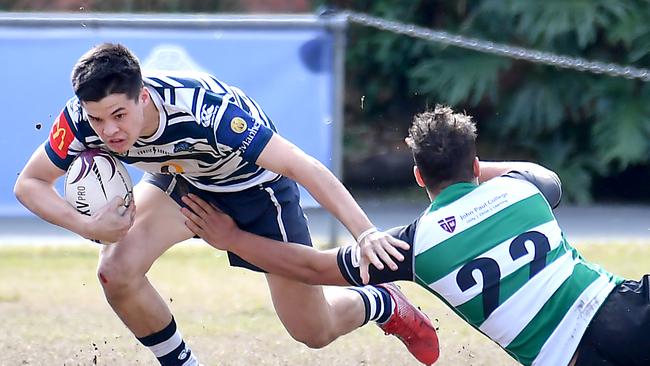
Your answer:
[45,70,279,192]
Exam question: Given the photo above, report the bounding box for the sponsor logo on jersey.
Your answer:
[132,145,175,156]
[438,216,457,233]
[161,162,184,174]
[230,117,247,133]
[49,112,75,159]
[173,141,193,153]
[459,193,509,225]
[239,121,262,154]
[200,104,217,127]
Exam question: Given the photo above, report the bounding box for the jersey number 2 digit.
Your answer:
[456,230,552,319]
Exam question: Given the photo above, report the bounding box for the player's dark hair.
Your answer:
[405,105,477,191]
[71,43,143,102]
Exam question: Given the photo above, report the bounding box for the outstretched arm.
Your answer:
[181,194,350,285]
[479,161,562,208]
[256,133,409,282]
[478,161,557,183]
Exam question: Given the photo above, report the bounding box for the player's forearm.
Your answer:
[225,230,349,286]
[256,135,374,238]
[287,156,373,238]
[14,176,90,237]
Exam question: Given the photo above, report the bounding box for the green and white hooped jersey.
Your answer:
[413,177,623,366]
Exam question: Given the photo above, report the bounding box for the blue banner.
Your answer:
[0,16,338,215]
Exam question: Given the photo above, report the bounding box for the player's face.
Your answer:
[83,91,152,153]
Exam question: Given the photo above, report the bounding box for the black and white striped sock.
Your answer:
[137,317,199,366]
[348,285,394,325]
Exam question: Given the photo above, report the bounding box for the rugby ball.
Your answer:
[64,148,133,219]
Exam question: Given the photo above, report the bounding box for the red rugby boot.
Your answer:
[377,283,440,365]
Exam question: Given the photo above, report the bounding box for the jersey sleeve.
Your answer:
[44,99,87,171]
[386,222,417,244]
[211,96,274,163]
[504,169,562,208]
[337,221,418,286]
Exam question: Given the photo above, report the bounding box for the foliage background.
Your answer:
[329,0,650,203]
[2,0,649,202]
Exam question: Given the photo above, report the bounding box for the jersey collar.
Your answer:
[427,182,478,212]
[138,86,166,143]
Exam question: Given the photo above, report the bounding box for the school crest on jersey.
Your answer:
[438,216,457,233]
[230,117,247,133]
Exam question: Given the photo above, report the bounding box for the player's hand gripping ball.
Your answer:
[64,148,133,221]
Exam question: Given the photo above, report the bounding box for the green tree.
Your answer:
[332,0,650,202]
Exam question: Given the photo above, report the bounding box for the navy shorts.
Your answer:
[574,274,650,366]
[143,173,313,272]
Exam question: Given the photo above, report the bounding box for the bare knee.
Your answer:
[286,327,336,349]
[97,255,141,299]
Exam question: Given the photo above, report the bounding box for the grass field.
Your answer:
[1,241,649,366]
